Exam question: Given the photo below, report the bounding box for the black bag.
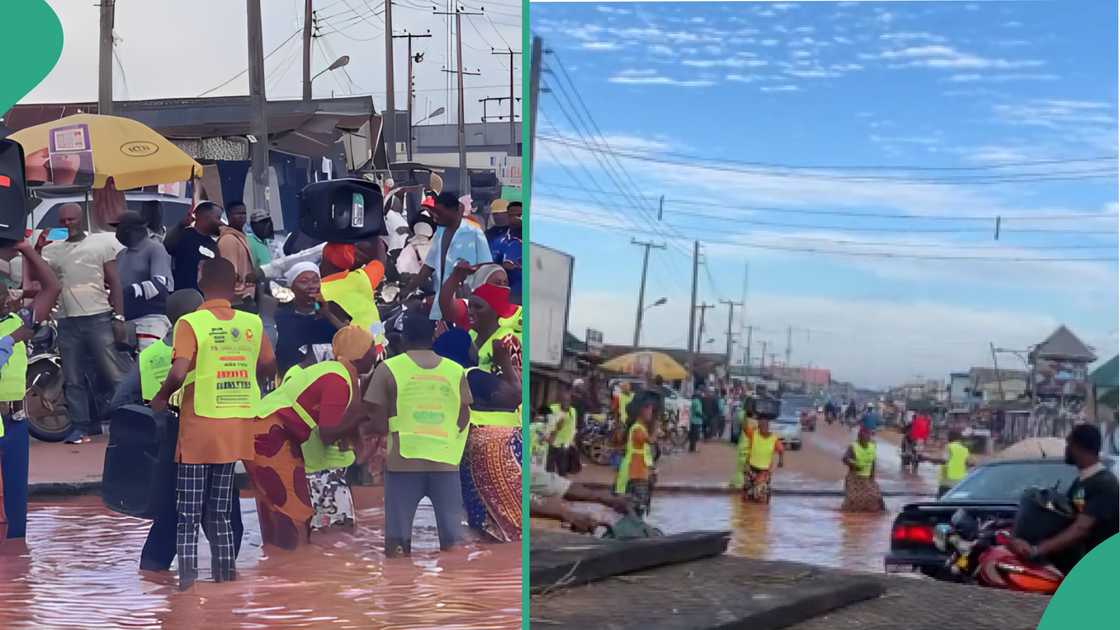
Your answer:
[298,178,387,243]
[1013,486,1075,544]
[101,405,179,519]
[0,139,30,241]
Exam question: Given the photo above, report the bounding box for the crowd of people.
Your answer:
[0,183,524,590]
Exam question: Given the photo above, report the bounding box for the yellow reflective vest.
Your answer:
[549,403,577,448]
[614,422,654,494]
[0,314,27,406]
[181,309,263,418]
[850,440,877,478]
[320,267,387,348]
[256,360,355,473]
[139,340,173,403]
[941,441,970,485]
[383,353,468,465]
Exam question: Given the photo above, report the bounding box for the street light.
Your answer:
[646,297,668,310]
[312,55,350,81]
[633,297,667,348]
[419,107,445,122]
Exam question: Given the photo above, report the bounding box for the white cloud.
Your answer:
[608,74,716,88]
[760,39,780,47]
[880,32,946,43]
[786,68,839,79]
[648,44,675,57]
[683,57,767,69]
[878,45,1045,70]
[596,6,631,16]
[1004,20,1024,28]
[760,85,801,93]
[834,36,853,45]
[582,41,621,52]
[947,73,1058,83]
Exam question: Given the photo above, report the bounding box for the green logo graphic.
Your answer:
[0,1,63,113]
[1037,533,1120,628]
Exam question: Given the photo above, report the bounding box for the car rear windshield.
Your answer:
[780,398,812,417]
[942,462,1078,502]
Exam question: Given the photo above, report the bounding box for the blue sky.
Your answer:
[529,1,1118,389]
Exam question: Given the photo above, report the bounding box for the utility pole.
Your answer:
[491,48,521,156]
[990,342,1006,402]
[658,195,665,220]
[720,299,744,368]
[528,37,542,179]
[393,30,432,161]
[631,238,666,348]
[745,325,754,373]
[384,0,397,164]
[98,0,115,115]
[695,303,715,353]
[685,240,700,394]
[786,325,793,367]
[247,0,269,212]
[302,0,313,101]
[760,341,768,371]
[435,6,483,196]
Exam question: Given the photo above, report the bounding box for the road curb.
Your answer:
[29,472,253,498]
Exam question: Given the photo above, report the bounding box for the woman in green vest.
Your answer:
[244,325,379,549]
[614,396,657,516]
[841,426,886,512]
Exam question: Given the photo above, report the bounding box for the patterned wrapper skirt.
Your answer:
[244,413,315,549]
[841,472,886,512]
[460,425,523,542]
[308,468,356,531]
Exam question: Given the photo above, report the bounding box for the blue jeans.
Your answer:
[383,470,463,556]
[58,313,133,434]
[1,414,29,538]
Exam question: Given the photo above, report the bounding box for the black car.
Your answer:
[883,457,1111,578]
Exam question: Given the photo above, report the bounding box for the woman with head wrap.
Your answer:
[273,262,338,376]
[435,260,523,542]
[245,326,379,548]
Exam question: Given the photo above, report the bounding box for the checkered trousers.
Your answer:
[176,462,237,588]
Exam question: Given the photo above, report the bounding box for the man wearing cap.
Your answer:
[246,208,281,269]
[115,211,175,350]
[402,192,492,321]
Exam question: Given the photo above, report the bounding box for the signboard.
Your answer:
[586,328,604,356]
[530,242,573,368]
[47,123,94,187]
[494,155,522,187]
[1033,358,1089,399]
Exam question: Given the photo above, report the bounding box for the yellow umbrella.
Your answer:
[600,350,688,381]
[10,113,202,190]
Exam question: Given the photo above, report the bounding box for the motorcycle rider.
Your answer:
[1008,424,1119,575]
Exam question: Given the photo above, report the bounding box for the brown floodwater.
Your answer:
[646,493,921,574]
[0,488,520,629]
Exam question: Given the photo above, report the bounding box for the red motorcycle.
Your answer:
[934,509,1064,594]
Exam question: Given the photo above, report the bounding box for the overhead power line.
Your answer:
[533,179,1119,222]
[198,27,302,97]
[537,135,1118,185]
[534,213,1119,262]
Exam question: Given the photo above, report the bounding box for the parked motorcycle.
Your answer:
[934,508,1064,594]
[23,320,72,442]
[577,413,617,466]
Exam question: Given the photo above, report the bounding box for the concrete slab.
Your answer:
[531,530,732,592]
[532,552,885,630]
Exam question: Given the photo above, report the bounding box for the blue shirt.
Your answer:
[490,229,522,299]
[861,411,880,431]
[425,220,493,320]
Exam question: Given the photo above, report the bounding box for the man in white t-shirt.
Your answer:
[41,203,131,444]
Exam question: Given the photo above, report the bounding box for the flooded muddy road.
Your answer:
[0,488,520,629]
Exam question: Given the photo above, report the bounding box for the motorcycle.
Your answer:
[577,413,617,466]
[934,508,1064,594]
[900,434,921,474]
[23,320,72,442]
